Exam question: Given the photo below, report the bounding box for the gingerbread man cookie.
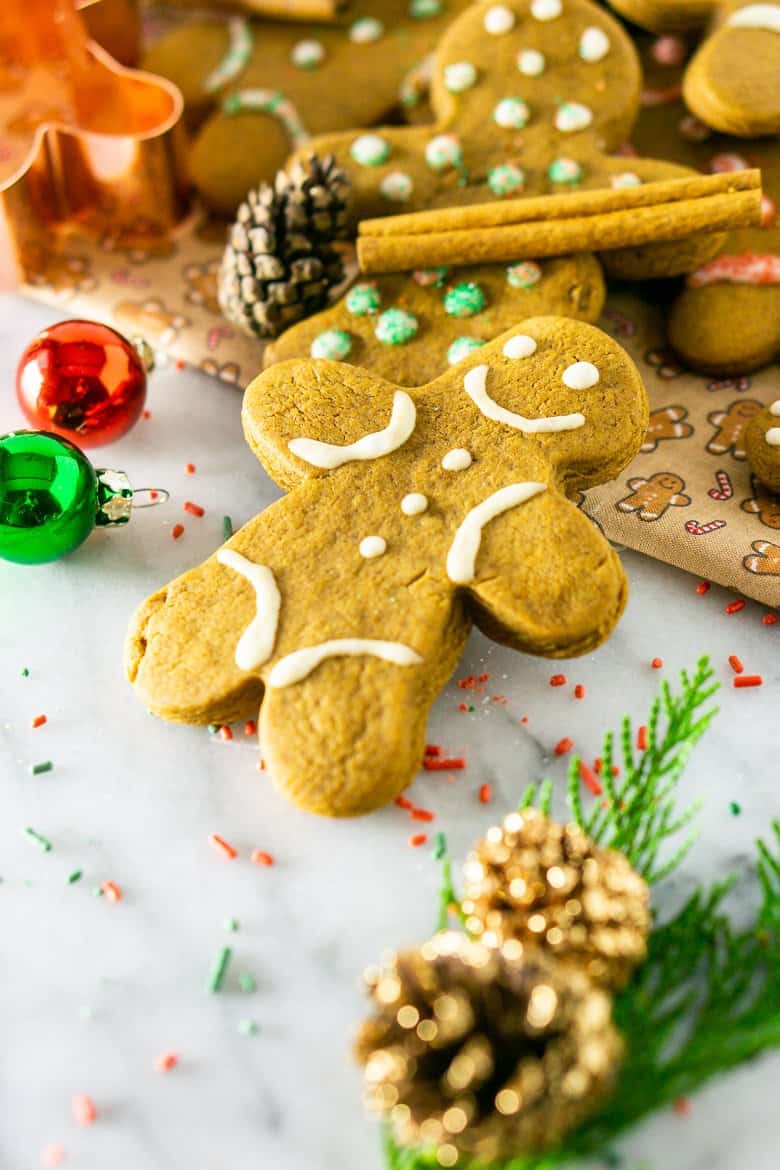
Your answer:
[617,471,691,520]
[744,401,780,490]
[126,318,648,817]
[143,2,472,214]
[706,398,763,457]
[287,0,726,280]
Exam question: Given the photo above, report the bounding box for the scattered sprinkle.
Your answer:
[554,737,574,756]
[142,409,151,420]
[574,684,585,700]
[244,720,257,736]
[424,744,441,757]
[637,725,648,751]
[23,826,52,852]
[409,833,428,847]
[579,760,603,796]
[222,515,233,540]
[673,1097,691,1117]
[21,667,29,677]
[101,881,122,903]
[395,795,414,810]
[72,1094,97,1126]
[31,760,53,775]
[67,869,83,885]
[239,973,256,993]
[728,655,744,674]
[725,599,745,615]
[218,725,233,742]
[32,714,47,729]
[185,463,196,474]
[184,500,204,517]
[423,757,465,771]
[154,1051,179,1073]
[225,917,239,932]
[238,1018,259,1036]
[651,657,664,669]
[209,834,237,860]
[478,783,492,804]
[411,808,435,822]
[549,673,567,687]
[434,832,447,860]
[251,849,274,866]
[172,523,184,540]
[206,945,232,993]
[734,674,763,688]
[764,613,778,626]
[695,581,710,595]
[175,360,186,371]
[208,723,220,734]
[729,801,742,816]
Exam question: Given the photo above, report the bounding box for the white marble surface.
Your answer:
[0,295,777,1170]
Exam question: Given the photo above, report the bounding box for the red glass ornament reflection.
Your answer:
[15,319,147,447]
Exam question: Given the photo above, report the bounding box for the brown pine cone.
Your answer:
[355,932,621,1165]
[462,809,651,990]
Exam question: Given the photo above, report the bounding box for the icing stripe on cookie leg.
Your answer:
[268,639,423,687]
[464,365,585,433]
[217,549,281,671]
[204,17,253,94]
[288,391,416,468]
[447,482,547,584]
[222,89,310,150]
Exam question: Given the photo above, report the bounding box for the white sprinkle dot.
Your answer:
[531,0,562,19]
[484,4,516,34]
[442,448,473,471]
[401,493,429,516]
[562,360,599,390]
[359,535,387,558]
[579,26,610,62]
[503,334,537,359]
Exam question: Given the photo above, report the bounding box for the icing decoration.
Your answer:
[350,134,392,167]
[444,62,478,93]
[375,309,419,345]
[578,27,610,62]
[488,163,526,195]
[555,102,593,133]
[269,640,423,688]
[506,261,542,289]
[414,267,449,287]
[222,90,309,150]
[350,17,384,43]
[687,252,780,288]
[425,134,463,172]
[727,4,780,33]
[531,0,563,20]
[548,157,583,185]
[346,284,381,316]
[310,329,352,360]
[359,535,387,558]
[204,17,253,94]
[502,334,537,359]
[483,5,516,34]
[401,492,429,515]
[291,39,325,69]
[446,482,548,583]
[409,0,443,16]
[493,98,531,129]
[611,172,641,189]
[465,364,586,432]
[562,361,600,390]
[444,282,487,318]
[288,391,416,468]
[767,400,780,446]
[380,171,414,203]
[442,448,473,470]
[448,336,486,365]
[400,55,434,110]
[518,49,546,76]
[217,549,280,671]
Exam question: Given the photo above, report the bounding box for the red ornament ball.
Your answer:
[16,319,148,447]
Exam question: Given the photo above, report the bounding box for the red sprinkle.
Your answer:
[409,833,428,847]
[244,720,257,736]
[478,783,492,804]
[185,463,196,474]
[412,808,435,822]
[209,834,237,860]
[423,757,465,771]
[101,881,121,903]
[175,359,186,371]
[32,714,47,729]
[172,523,184,540]
[549,673,567,687]
[142,409,151,420]
[155,1051,179,1073]
[458,703,469,712]
[395,795,414,810]
[574,684,585,700]
[478,673,490,683]
[695,581,711,595]
[637,725,648,751]
[251,849,274,866]
[554,737,574,756]
[149,491,159,501]
[579,761,603,796]
[520,716,529,724]
[218,725,233,742]
[651,657,664,669]
[424,744,441,757]
[734,675,763,689]
[594,758,603,773]
[728,654,744,674]
[184,501,205,517]
[673,1097,691,1117]
[764,613,778,625]
[72,1094,97,1126]
[725,599,746,615]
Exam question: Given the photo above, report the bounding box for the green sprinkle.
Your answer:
[345,282,381,316]
[730,801,742,816]
[21,667,29,677]
[225,916,239,932]
[23,827,51,852]
[374,308,418,346]
[443,282,486,319]
[238,1018,259,1036]
[207,944,232,993]
[93,885,104,897]
[208,723,220,735]
[239,972,256,993]
[434,831,447,861]
[31,760,53,776]
[222,515,233,540]
[67,869,83,884]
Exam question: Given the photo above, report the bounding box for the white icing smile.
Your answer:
[464,365,585,433]
[447,482,548,583]
[288,391,416,468]
[217,549,281,671]
[268,639,423,687]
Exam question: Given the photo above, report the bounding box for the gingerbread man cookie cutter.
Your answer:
[126,317,648,818]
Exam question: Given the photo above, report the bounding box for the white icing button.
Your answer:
[349,17,384,42]
[517,48,546,76]
[766,428,780,446]
[401,492,429,515]
[503,334,537,359]
[444,61,478,92]
[359,535,387,558]
[771,400,780,415]
[442,448,473,471]
[555,101,593,132]
[562,360,599,389]
[579,26,610,61]
[611,172,641,189]
[531,0,563,20]
[484,4,516,33]
[291,39,325,68]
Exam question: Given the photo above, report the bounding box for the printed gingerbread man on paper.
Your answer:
[741,474,780,528]
[288,0,724,280]
[126,318,648,818]
[743,538,780,574]
[617,472,691,520]
[706,398,763,458]
[641,404,694,452]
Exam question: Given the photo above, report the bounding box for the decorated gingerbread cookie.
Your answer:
[264,256,605,383]
[286,0,727,280]
[126,318,648,817]
[745,400,780,490]
[142,2,472,214]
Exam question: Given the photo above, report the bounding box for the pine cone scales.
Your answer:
[218,154,349,339]
[462,809,651,990]
[356,932,621,1165]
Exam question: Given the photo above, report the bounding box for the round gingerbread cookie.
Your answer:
[745,400,780,490]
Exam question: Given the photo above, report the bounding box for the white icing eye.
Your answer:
[578,26,610,62]
[401,493,429,515]
[531,0,562,20]
[483,4,516,34]
[562,361,599,389]
[442,448,473,471]
[503,334,537,359]
[359,535,387,558]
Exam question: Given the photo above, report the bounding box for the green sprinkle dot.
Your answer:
[21,667,29,677]
[375,308,418,346]
[447,336,486,365]
[222,515,233,540]
[349,133,391,167]
[311,329,352,361]
[208,724,220,734]
[487,163,525,196]
[68,869,83,884]
[444,282,486,319]
[31,760,53,776]
[548,157,584,186]
[225,916,239,932]
[730,801,742,816]
[506,260,543,289]
[238,1018,259,1036]
[345,283,381,316]
[239,973,257,993]
[207,944,232,994]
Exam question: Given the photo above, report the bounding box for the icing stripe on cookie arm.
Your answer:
[767,399,780,446]
[464,365,585,433]
[268,639,423,687]
[447,483,547,584]
[288,391,416,468]
[217,549,281,671]
[727,4,780,32]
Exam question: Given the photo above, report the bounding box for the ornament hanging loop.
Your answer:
[131,488,170,509]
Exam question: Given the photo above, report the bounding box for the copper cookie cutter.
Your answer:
[0,0,189,284]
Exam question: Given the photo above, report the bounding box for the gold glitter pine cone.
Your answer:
[355,932,622,1166]
[462,809,651,990]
